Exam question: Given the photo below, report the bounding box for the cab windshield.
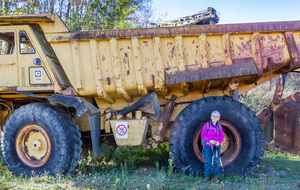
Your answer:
[33,29,57,59]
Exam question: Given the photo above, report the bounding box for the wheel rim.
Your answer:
[15,124,51,167]
[193,120,241,166]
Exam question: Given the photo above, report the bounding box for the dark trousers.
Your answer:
[203,145,221,176]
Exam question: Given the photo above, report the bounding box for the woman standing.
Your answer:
[201,111,224,183]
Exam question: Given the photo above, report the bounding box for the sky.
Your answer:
[152,0,300,24]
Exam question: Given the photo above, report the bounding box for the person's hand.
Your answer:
[215,141,220,147]
[209,140,216,145]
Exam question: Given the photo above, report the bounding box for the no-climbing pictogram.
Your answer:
[115,122,128,139]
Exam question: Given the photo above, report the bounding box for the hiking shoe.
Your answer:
[213,176,219,183]
[203,175,210,183]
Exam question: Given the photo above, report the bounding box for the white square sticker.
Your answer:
[115,121,128,139]
[34,69,42,82]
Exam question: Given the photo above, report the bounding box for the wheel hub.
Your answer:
[15,124,51,167]
[193,120,241,167]
[32,139,42,150]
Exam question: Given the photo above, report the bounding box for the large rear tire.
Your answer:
[169,96,265,176]
[1,103,82,176]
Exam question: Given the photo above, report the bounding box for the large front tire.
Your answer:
[1,103,82,176]
[169,96,265,176]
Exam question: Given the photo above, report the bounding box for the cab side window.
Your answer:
[0,32,15,55]
[19,31,35,54]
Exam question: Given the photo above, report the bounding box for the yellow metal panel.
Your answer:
[207,35,225,65]
[71,41,83,90]
[131,37,148,95]
[0,29,18,87]
[138,38,156,88]
[110,119,149,146]
[117,39,137,93]
[175,36,186,71]
[74,114,90,132]
[293,32,300,55]
[38,14,69,33]
[161,38,177,68]
[97,40,116,94]
[50,42,75,87]
[89,40,115,103]
[260,33,290,70]
[76,41,94,94]
[0,55,18,86]
[110,38,133,102]
[105,120,111,133]
[230,34,253,60]
[153,37,167,92]
[0,14,68,33]
[198,34,209,68]
[252,33,263,78]
[183,37,201,70]
[222,33,233,66]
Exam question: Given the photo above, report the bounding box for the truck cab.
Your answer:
[0,18,69,94]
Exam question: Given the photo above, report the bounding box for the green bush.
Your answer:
[112,143,169,168]
[0,150,4,167]
[0,150,7,174]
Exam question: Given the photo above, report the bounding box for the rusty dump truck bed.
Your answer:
[45,20,300,108]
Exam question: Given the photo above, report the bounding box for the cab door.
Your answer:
[0,29,18,87]
[17,29,52,88]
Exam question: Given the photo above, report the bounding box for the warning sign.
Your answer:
[115,122,128,139]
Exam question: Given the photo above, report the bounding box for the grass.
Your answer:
[0,149,299,190]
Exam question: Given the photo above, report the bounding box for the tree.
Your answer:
[0,0,155,31]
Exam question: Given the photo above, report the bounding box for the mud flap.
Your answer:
[117,92,161,120]
[80,98,102,158]
[88,112,102,157]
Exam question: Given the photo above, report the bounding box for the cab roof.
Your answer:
[0,14,69,33]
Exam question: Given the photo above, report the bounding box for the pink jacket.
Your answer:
[201,121,224,147]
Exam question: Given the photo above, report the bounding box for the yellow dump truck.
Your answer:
[0,14,300,176]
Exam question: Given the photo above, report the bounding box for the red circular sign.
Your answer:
[116,124,127,136]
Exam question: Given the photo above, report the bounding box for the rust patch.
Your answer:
[284,32,300,69]
[61,87,77,96]
[106,77,111,85]
[123,52,130,75]
[48,21,300,42]
[0,87,17,91]
[170,46,175,59]
[165,58,258,85]
[273,96,300,155]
